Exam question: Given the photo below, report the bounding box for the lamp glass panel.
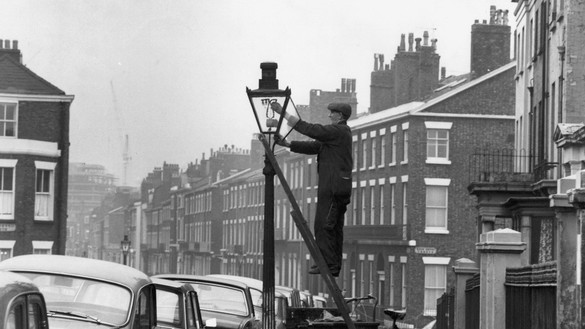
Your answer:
[249,95,288,134]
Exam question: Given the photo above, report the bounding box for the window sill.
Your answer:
[400,161,408,165]
[426,158,451,165]
[368,165,376,170]
[425,228,449,235]
[389,162,396,167]
[34,217,53,222]
[378,164,385,169]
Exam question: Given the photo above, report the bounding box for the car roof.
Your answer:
[153,274,251,290]
[0,255,152,290]
[0,270,40,297]
[208,274,286,298]
[152,277,196,291]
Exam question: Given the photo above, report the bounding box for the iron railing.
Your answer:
[436,289,454,329]
[468,148,558,184]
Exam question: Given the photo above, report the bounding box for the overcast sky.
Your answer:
[2,0,517,186]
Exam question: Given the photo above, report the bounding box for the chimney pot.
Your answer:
[415,37,422,51]
[441,67,446,80]
[482,19,487,24]
[400,34,406,52]
[423,31,429,46]
[0,39,3,49]
[408,33,414,52]
[12,40,17,49]
[4,40,9,48]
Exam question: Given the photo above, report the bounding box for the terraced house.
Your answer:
[0,39,73,256]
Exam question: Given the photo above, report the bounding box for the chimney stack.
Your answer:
[400,34,406,52]
[470,7,511,79]
[0,38,22,63]
[408,33,414,52]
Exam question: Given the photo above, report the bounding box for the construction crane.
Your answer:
[110,80,132,186]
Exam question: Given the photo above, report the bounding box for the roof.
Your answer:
[0,255,152,290]
[0,54,66,95]
[349,61,516,130]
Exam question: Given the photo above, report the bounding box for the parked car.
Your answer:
[313,295,327,308]
[0,254,157,329]
[152,277,205,329]
[299,291,314,308]
[275,285,302,309]
[208,274,288,329]
[154,274,260,329]
[0,270,49,329]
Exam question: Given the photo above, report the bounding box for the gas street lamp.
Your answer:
[246,62,297,329]
[120,235,131,266]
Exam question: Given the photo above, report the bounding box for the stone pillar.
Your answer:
[452,258,479,329]
[519,215,531,266]
[476,228,526,329]
[555,209,581,328]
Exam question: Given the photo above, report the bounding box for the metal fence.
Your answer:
[505,262,557,329]
[436,289,454,329]
[464,273,480,329]
[468,148,558,184]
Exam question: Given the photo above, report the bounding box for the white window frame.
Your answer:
[32,240,54,254]
[389,177,396,225]
[361,133,368,171]
[379,128,386,168]
[0,102,18,138]
[424,178,450,234]
[369,131,377,169]
[390,126,397,166]
[0,240,15,261]
[401,123,409,164]
[0,159,18,220]
[378,178,385,225]
[422,257,450,316]
[425,121,452,165]
[35,162,56,221]
[369,180,376,225]
[352,135,358,172]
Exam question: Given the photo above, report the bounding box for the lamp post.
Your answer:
[120,235,131,266]
[247,62,294,329]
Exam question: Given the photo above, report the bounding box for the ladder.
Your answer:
[259,135,356,329]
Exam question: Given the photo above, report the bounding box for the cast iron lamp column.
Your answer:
[120,235,131,265]
[247,62,292,329]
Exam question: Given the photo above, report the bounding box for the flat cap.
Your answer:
[327,103,352,119]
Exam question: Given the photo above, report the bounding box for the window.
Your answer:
[423,257,450,316]
[361,186,366,225]
[0,240,15,261]
[0,102,17,137]
[425,178,450,233]
[390,130,397,165]
[401,177,408,226]
[389,179,396,225]
[401,123,409,164]
[0,160,17,220]
[380,133,386,167]
[35,164,55,220]
[352,137,358,171]
[361,135,367,170]
[32,241,53,255]
[401,260,407,308]
[379,184,385,224]
[371,137,377,169]
[370,186,375,225]
[388,259,395,307]
[425,122,452,164]
[352,186,357,225]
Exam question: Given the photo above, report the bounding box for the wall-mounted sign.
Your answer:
[415,247,437,254]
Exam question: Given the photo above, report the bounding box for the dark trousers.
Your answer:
[314,195,349,269]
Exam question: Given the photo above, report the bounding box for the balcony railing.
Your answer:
[468,148,558,184]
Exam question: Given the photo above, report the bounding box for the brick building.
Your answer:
[0,39,74,257]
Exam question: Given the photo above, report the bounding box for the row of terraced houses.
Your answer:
[66,7,518,328]
[5,1,585,328]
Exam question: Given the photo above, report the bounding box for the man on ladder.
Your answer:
[271,102,353,277]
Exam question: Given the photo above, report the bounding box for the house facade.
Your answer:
[0,39,74,257]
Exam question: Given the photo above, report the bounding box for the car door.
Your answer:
[5,293,48,329]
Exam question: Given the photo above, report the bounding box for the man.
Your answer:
[271,102,353,277]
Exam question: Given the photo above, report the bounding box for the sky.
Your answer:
[2,0,518,186]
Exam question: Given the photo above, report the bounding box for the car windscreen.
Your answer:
[189,282,249,316]
[18,272,132,326]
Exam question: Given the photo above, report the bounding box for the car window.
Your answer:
[249,288,262,308]
[156,289,182,327]
[6,299,25,329]
[27,294,46,329]
[18,272,131,326]
[190,283,249,316]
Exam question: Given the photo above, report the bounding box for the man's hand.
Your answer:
[270,102,283,115]
[274,134,290,148]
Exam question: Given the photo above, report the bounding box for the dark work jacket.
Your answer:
[290,120,353,199]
